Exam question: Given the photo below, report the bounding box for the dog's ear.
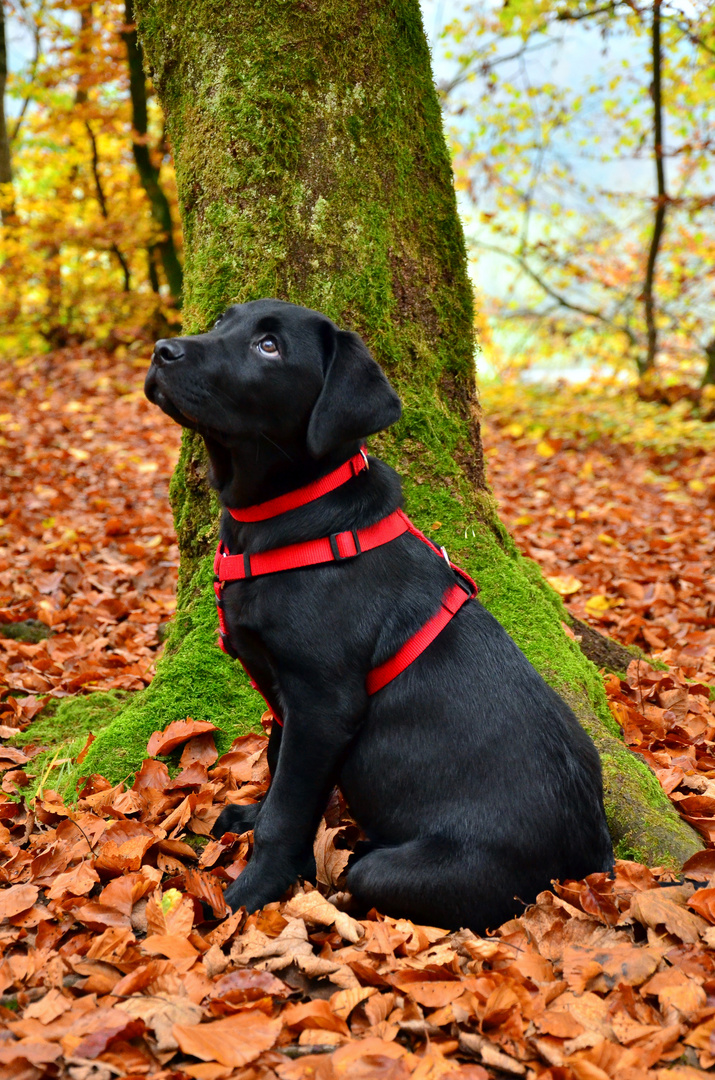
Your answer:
[203,435,233,493]
[307,329,402,458]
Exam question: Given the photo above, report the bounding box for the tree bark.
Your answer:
[76,0,700,868]
[121,0,183,304]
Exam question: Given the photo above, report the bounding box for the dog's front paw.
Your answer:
[223,874,266,915]
[213,801,261,838]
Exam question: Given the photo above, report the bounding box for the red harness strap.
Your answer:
[227,447,369,522]
[213,472,478,722]
[366,580,471,694]
[214,509,410,583]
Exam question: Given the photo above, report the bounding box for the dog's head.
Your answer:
[145,300,401,478]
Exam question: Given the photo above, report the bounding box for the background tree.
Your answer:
[74,0,700,867]
[438,0,715,386]
[0,0,182,351]
[0,4,13,196]
[121,0,182,304]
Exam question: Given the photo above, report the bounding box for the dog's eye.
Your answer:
[214,317,223,329]
[257,337,279,357]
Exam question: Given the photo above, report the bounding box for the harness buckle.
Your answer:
[329,530,362,561]
[351,448,370,476]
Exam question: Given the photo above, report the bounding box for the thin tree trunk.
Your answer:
[1,1,20,328]
[642,0,667,374]
[121,0,182,304]
[147,243,161,293]
[85,120,132,291]
[76,0,700,868]
[701,337,715,388]
[0,3,15,219]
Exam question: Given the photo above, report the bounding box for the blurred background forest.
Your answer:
[1,0,714,404]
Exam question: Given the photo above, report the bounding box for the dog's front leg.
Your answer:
[222,700,356,914]
[213,720,283,838]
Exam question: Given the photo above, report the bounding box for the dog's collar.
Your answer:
[227,446,369,523]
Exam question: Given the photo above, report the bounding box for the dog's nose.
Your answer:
[152,339,185,366]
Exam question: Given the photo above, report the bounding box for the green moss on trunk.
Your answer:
[74,0,700,867]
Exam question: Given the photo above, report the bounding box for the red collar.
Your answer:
[227,446,369,523]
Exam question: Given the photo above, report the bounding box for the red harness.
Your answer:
[213,450,477,724]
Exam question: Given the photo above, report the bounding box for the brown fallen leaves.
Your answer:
[0,344,180,731]
[1,718,715,1079]
[606,660,715,847]
[484,423,715,680]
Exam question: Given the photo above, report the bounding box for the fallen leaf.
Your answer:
[172,1010,281,1067]
[627,886,710,943]
[283,889,364,943]
[0,884,39,920]
[147,719,219,757]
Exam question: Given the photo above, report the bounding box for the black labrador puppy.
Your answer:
[145,298,613,931]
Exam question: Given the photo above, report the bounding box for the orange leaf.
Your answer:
[0,884,39,920]
[146,888,194,937]
[687,887,715,924]
[147,719,218,757]
[172,1011,281,1067]
[183,868,229,919]
[282,999,350,1035]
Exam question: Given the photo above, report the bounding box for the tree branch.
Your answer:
[476,239,637,346]
[438,37,554,97]
[555,2,623,23]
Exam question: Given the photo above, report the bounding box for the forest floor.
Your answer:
[0,347,714,1079]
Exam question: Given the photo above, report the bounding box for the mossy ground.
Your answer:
[53,0,704,865]
[14,691,127,798]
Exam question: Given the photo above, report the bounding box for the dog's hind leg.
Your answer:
[345,837,523,932]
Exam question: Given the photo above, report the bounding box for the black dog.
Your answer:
[145,298,613,931]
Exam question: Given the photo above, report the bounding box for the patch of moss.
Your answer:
[13,691,127,799]
[0,619,52,644]
[14,691,127,751]
[600,750,695,870]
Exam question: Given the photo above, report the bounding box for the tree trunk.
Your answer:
[700,336,715,388]
[121,0,183,304]
[642,0,667,375]
[76,0,700,868]
[0,3,16,222]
